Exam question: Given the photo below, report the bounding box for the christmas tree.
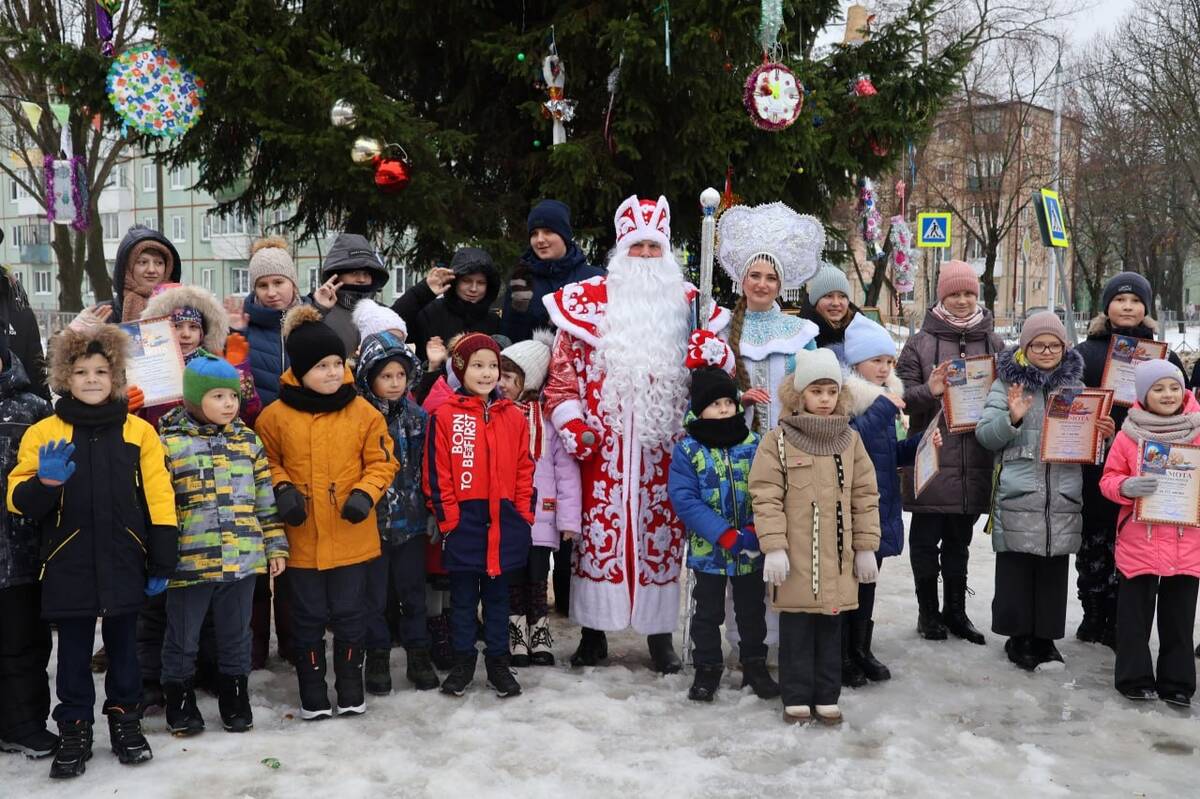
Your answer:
[152,0,973,268]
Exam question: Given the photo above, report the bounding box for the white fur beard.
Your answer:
[597,253,691,449]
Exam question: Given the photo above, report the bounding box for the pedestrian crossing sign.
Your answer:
[1035,188,1070,248]
[917,212,952,248]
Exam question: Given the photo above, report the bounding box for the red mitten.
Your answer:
[126,385,144,412]
[560,418,597,461]
[686,329,735,375]
[717,529,738,550]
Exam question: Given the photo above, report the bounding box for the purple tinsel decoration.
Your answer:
[43,155,55,225]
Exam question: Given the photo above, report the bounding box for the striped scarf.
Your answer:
[930,302,985,331]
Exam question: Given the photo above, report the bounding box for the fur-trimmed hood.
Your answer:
[49,324,130,401]
[842,370,904,417]
[143,284,229,354]
[777,372,853,417]
[996,345,1084,391]
[1086,312,1157,339]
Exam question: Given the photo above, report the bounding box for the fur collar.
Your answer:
[996,346,1083,391]
[143,284,229,354]
[842,370,903,417]
[1086,312,1157,339]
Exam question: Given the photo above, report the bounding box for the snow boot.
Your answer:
[140,678,165,714]
[1160,691,1191,708]
[528,616,555,666]
[814,704,843,725]
[688,665,723,702]
[570,627,608,667]
[295,645,333,720]
[0,726,59,759]
[508,615,531,668]
[647,633,682,674]
[364,649,392,696]
[428,611,454,671]
[105,706,152,765]
[90,647,107,674]
[782,705,812,725]
[217,674,253,732]
[841,617,868,688]
[1119,686,1157,701]
[1075,593,1106,643]
[162,679,205,736]
[1004,636,1039,671]
[852,619,892,682]
[405,648,440,690]
[48,721,91,779]
[915,578,948,640]
[942,576,986,645]
[333,641,366,716]
[440,651,478,697]
[485,654,523,698]
[740,658,781,699]
[1033,638,1064,666]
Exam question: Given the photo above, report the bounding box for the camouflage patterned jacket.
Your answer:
[158,405,287,586]
[0,355,52,590]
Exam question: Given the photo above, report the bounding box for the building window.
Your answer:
[9,169,31,202]
[201,267,214,292]
[101,213,121,241]
[201,213,212,241]
[309,267,321,291]
[973,111,1001,135]
[231,267,249,294]
[33,270,51,295]
[142,215,158,231]
[103,166,128,190]
[10,226,21,247]
[142,164,156,192]
[171,215,186,242]
[207,212,253,237]
[169,166,187,190]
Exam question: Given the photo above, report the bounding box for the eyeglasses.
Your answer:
[1026,342,1064,354]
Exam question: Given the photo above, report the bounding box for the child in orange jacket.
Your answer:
[255,307,397,720]
[424,333,535,699]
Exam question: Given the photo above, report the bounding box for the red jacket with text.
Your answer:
[424,392,535,576]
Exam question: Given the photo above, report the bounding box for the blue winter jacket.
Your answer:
[845,372,917,558]
[500,244,603,342]
[668,416,761,577]
[242,295,288,407]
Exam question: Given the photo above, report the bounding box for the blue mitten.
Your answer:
[37,439,76,485]
[144,576,168,597]
[737,529,760,554]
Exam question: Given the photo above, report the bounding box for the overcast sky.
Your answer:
[1073,0,1135,44]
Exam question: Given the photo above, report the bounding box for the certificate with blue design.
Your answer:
[1135,440,1200,527]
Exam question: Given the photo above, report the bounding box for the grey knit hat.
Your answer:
[1134,359,1184,406]
[248,237,299,290]
[807,264,851,303]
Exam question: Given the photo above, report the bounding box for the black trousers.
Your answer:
[909,513,976,581]
[991,552,1069,639]
[778,612,841,707]
[161,576,256,682]
[552,538,572,614]
[1114,574,1198,697]
[690,570,768,667]
[1076,526,1118,601]
[849,555,883,624]
[138,590,218,683]
[0,583,52,740]
[288,563,370,656]
[365,538,430,651]
[54,613,140,723]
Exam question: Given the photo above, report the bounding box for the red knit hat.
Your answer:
[450,333,501,383]
[937,260,979,302]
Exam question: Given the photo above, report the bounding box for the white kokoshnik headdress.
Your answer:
[717,202,825,291]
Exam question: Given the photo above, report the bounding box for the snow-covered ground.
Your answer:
[3,524,1197,798]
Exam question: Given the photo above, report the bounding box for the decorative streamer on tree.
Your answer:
[888,216,916,293]
[653,1,671,74]
[603,52,624,154]
[759,0,783,55]
[44,155,90,232]
[857,177,884,258]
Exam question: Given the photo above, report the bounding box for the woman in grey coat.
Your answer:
[976,312,1114,670]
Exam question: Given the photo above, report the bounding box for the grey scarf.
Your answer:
[779,413,854,456]
[1121,406,1200,444]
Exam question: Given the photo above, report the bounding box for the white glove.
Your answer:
[1120,476,1159,498]
[853,551,879,584]
[763,550,790,586]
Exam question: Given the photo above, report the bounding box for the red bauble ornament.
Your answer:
[853,74,877,97]
[374,156,411,193]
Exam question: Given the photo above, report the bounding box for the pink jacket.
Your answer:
[1099,392,1200,579]
[526,402,581,550]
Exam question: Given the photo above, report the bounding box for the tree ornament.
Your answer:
[888,215,917,293]
[851,74,877,97]
[719,165,741,212]
[329,98,357,128]
[517,52,526,62]
[604,54,624,154]
[653,1,671,74]
[759,0,784,52]
[857,177,885,258]
[95,2,119,57]
[533,139,542,149]
[541,55,576,146]
[350,137,383,164]
[843,5,875,46]
[44,155,90,231]
[812,114,825,127]
[744,62,803,131]
[373,146,411,193]
[870,137,889,157]
[106,45,206,138]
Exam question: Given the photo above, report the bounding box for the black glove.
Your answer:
[274,483,307,527]
[341,489,375,524]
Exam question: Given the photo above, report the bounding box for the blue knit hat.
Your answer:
[527,199,573,245]
[1134,358,1184,406]
[183,354,241,406]
[1102,271,1153,315]
[843,313,896,365]
[807,264,851,304]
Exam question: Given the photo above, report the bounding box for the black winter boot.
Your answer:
[647,633,682,674]
[485,654,523,698]
[841,616,868,688]
[942,576,986,645]
[740,658,781,699]
[440,651,478,697]
[404,648,440,690]
[1033,638,1064,665]
[163,679,205,736]
[1075,593,1106,643]
[105,705,152,765]
[49,721,92,779]
[1005,636,1040,671]
[365,649,392,696]
[295,645,332,720]
[332,641,366,716]
[570,627,608,667]
[0,726,59,758]
[688,665,723,702]
[217,674,253,732]
[852,620,892,682]
[915,578,948,640]
[428,611,454,671]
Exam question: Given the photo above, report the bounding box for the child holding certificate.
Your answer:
[749,349,881,725]
[976,312,1114,672]
[1099,360,1200,707]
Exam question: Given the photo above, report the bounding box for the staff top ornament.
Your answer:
[106,44,205,138]
[717,202,825,290]
[744,62,804,131]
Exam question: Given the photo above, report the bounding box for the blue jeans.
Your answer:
[448,571,509,657]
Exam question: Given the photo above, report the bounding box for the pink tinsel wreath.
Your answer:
[743,62,804,132]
